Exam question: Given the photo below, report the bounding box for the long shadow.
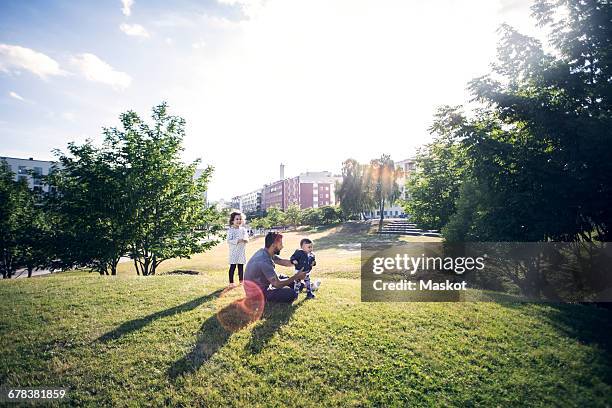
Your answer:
[245,300,304,354]
[97,288,224,342]
[500,301,612,351]
[168,298,304,379]
[493,300,612,385]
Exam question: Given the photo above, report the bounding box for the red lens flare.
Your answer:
[215,280,265,332]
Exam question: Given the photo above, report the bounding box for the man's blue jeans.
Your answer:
[264,287,298,303]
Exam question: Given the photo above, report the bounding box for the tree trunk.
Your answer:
[378,197,385,232]
[133,255,140,275]
[27,266,33,278]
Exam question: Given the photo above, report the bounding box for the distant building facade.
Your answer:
[232,189,263,216]
[0,156,56,192]
[260,169,341,211]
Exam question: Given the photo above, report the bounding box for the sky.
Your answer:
[0,0,549,200]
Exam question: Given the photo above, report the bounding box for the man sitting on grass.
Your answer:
[244,232,307,303]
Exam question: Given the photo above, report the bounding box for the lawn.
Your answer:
[1,223,611,406]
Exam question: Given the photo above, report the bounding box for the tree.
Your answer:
[301,208,323,226]
[336,159,374,219]
[320,205,343,225]
[369,155,402,231]
[463,0,612,241]
[110,103,223,275]
[266,207,286,228]
[48,103,224,276]
[404,107,468,231]
[47,141,133,275]
[407,0,612,243]
[284,204,302,229]
[0,162,48,278]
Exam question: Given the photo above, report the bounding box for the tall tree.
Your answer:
[284,204,302,229]
[407,0,612,242]
[0,162,47,278]
[336,158,374,219]
[48,103,223,276]
[47,141,132,275]
[369,155,401,231]
[108,103,223,275]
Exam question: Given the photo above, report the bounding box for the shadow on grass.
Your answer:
[168,298,304,379]
[496,300,612,382]
[97,288,224,342]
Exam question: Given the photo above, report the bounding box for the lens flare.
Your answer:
[215,280,265,332]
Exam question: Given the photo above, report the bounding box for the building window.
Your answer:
[18,166,27,175]
[33,167,43,185]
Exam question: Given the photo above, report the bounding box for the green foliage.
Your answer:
[404,123,467,231]
[249,205,343,229]
[265,207,287,228]
[319,205,344,225]
[284,204,302,228]
[337,156,401,225]
[406,0,612,242]
[49,103,224,275]
[336,158,375,219]
[0,162,49,278]
[300,207,323,226]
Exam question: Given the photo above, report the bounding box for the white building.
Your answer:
[232,189,263,215]
[193,168,209,204]
[0,156,56,192]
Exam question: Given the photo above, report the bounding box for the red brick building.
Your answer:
[261,171,339,211]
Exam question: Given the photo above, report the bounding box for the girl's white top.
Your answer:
[227,226,248,264]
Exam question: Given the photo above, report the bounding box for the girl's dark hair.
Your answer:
[229,211,242,226]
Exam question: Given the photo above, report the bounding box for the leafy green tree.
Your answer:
[49,103,224,276]
[404,107,468,231]
[463,0,612,241]
[336,159,374,219]
[265,207,286,228]
[109,103,223,275]
[408,0,612,243]
[301,208,323,226]
[284,204,302,229]
[0,162,48,278]
[320,205,343,225]
[47,141,132,275]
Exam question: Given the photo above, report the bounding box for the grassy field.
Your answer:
[1,223,611,406]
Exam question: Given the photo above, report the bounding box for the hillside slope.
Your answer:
[1,271,611,407]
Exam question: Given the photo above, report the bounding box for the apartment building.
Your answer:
[0,156,56,192]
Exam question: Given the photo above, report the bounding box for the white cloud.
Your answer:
[119,23,150,38]
[121,0,134,16]
[216,0,265,18]
[9,91,25,101]
[71,53,132,90]
[0,44,66,79]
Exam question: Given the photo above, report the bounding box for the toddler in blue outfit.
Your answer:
[290,238,317,299]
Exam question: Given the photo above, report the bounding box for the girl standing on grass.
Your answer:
[227,211,248,287]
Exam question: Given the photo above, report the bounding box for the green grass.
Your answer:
[1,223,611,407]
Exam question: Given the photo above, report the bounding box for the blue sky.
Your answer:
[1,0,545,200]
